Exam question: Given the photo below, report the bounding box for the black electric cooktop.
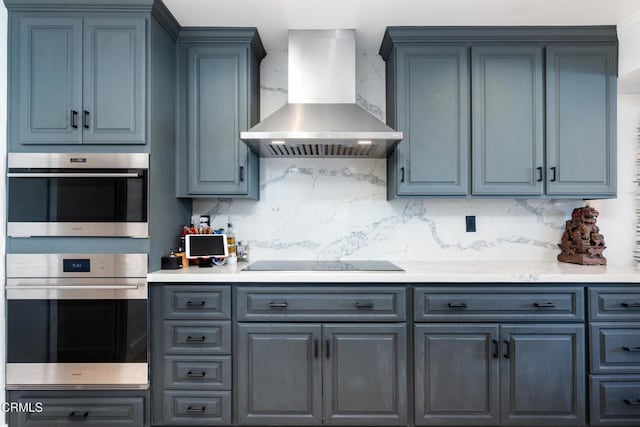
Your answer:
[242,260,404,272]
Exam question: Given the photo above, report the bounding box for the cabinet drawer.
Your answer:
[161,391,230,426]
[590,288,640,321]
[591,376,640,426]
[12,396,144,426]
[237,287,406,321]
[163,321,231,354]
[591,323,640,373]
[415,287,584,321]
[163,355,231,390]
[163,285,230,319]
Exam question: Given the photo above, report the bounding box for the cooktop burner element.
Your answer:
[242,260,404,272]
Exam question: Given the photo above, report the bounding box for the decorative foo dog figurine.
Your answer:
[558,206,606,265]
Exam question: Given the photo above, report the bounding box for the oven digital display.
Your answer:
[63,259,90,273]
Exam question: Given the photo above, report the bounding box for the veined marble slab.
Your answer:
[148,261,640,283]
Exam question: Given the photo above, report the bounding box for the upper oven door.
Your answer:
[7,153,148,237]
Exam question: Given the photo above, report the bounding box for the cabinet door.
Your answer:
[323,324,407,425]
[546,45,617,196]
[237,323,322,425]
[472,46,544,195]
[82,16,146,144]
[391,46,469,196]
[500,324,585,426]
[185,46,251,195]
[13,15,82,145]
[414,324,500,426]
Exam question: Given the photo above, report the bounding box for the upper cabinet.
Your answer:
[381,27,618,199]
[546,45,617,197]
[387,45,470,196]
[9,12,147,146]
[175,29,265,199]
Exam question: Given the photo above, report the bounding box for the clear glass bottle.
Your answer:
[226,222,236,257]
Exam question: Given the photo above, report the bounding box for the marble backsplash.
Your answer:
[192,51,633,264]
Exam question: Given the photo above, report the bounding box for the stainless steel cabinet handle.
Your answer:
[12,285,139,290]
[7,172,141,178]
[269,302,288,309]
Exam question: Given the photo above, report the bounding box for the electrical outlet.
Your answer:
[465,215,476,232]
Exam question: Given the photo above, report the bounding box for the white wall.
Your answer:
[194,51,639,266]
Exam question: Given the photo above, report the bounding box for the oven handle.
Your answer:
[7,172,141,178]
[9,284,140,290]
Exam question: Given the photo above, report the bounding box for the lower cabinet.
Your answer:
[151,284,232,426]
[237,323,408,425]
[415,324,585,426]
[7,390,148,427]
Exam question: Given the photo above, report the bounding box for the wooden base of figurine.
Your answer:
[557,254,607,265]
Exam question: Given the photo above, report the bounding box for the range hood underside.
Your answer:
[241,103,403,158]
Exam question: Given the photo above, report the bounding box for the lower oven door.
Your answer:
[6,279,148,389]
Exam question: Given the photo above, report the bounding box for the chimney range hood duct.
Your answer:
[240,30,403,158]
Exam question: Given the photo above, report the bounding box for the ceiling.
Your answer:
[164,0,640,52]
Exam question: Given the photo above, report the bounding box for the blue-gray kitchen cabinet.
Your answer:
[414,324,500,426]
[236,323,323,425]
[7,390,149,426]
[380,26,618,199]
[471,46,544,196]
[8,12,146,146]
[414,286,586,426]
[500,324,586,426]
[385,45,470,197]
[151,284,233,426]
[546,45,617,197]
[175,29,265,198]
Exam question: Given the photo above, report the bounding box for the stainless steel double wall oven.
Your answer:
[7,153,148,238]
[6,253,149,389]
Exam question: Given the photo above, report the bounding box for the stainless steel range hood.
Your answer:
[240,30,403,158]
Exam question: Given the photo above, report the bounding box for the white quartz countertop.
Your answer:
[147,261,640,283]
